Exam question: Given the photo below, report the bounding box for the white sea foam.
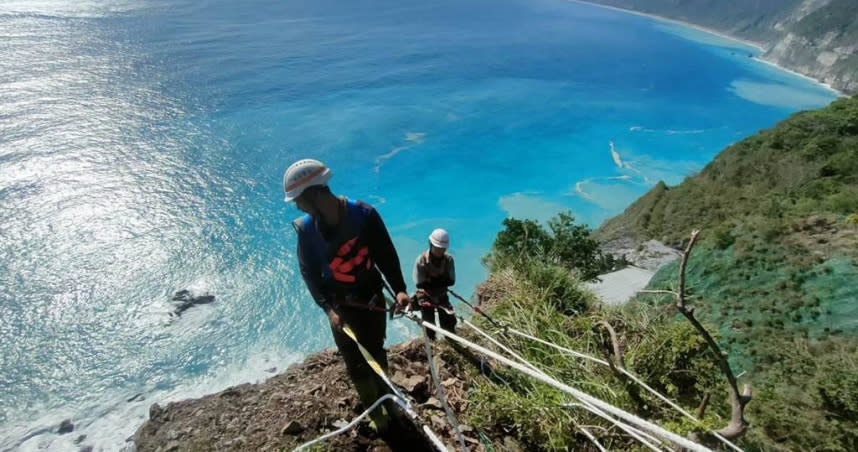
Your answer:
[728,79,836,110]
[609,141,624,168]
[3,348,304,452]
[374,132,427,172]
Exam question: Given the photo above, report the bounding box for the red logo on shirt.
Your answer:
[329,237,372,283]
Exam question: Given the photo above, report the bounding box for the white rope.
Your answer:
[292,394,408,451]
[567,402,665,452]
[462,318,542,374]
[462,319,617,398]
[575,422,608,452]
[341,324,448,451]
[409,315,714,452]
[617,368,743,452]
[423,333,467,451]
[447,313,683,450]
[505,327,610,366]
[342,325,410,406]
[460,319,624,449]
[506,326,743,452]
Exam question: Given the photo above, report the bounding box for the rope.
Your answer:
[448,289,505,330]
[448,291,741,452]
[505,328,610,367]
[575,422,608,452]
[402,313,715,452]
[458,316,649,449]
[292,394,408,451]
[459,319,616,452]
[505,327,743,452]
[423,333,467,451]
[567,402,665,452]
[341,325,410,405]
[340,324,449,452]
[462,318,542,374]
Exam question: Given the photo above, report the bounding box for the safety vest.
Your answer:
[419,251,451,282]
[293,199,381,296]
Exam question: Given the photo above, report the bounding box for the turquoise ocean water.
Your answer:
[0,0,837,449]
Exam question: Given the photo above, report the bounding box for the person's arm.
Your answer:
[364,209,407,295]
[414,255,431,290]
[446,256,456,287]
[295,226,333,313]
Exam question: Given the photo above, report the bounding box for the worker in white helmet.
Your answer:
[412,228,457,340]
[283,158,410,433]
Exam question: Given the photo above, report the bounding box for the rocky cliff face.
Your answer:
[764,0,858,93]
[133,339,511,452]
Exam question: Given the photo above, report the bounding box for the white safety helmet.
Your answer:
[428,228,450,249]
[282,159,332,202]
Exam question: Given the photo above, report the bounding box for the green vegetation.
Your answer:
[598,96,858,247]
[469,98,858,450]
[486,212,619,281]
[466,239,730,450]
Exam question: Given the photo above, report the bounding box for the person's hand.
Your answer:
[396,292,410,307]
[393,292,412,314]
[327,309,342,331]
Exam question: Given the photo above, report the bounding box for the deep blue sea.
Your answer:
[0,0,838,449]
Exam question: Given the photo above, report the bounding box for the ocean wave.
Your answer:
[2,348,303,452]
[630,126,706,135]
[609,141,624,168]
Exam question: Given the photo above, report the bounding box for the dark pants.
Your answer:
[418,293,457,340]
[330,305,388,379]
[328,304,395,431]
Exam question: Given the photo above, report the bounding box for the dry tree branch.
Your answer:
[595,320,649,414]
[673,230,752,440]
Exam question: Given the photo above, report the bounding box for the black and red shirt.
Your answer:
[293,198,407,311]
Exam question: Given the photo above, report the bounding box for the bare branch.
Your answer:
[595,321,649,415]
[597,320,625,371]
[696,392,711,419]
[677,229,700,309]
[671,229,751,440]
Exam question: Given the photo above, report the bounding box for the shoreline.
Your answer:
[752,56,846,97]
[567,0,766,52]
[568,0,846,96]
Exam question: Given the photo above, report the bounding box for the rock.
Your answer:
[127,393,145,403]
[502,436,524,452]
[422,397,443,410]
[164,440,180,451]
[281,420,304,435]
[393,374,427,394]
[149,403,163,420]
[57,419,74,434]
[265,367,277,373]
[223,436,245,448]
[332,419,349,429]
[74,434,87,445]
[79,446,93,452]
[171,290,215,316]
[219,387,240,398]
[391,371,408,386]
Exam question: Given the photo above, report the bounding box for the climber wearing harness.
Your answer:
[412,228,457,340]
[284,158,410,433]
